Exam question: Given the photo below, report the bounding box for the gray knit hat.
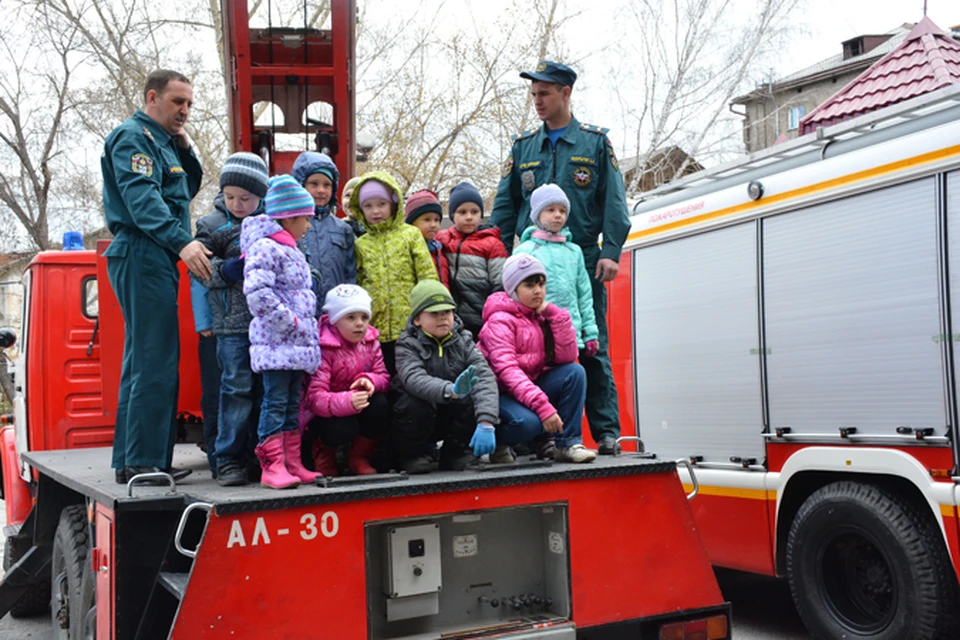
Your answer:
[220,152,270,198]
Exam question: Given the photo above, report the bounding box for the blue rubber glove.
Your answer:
[452,365,478,397]
[220,257,244,283]
[469,424,496,457]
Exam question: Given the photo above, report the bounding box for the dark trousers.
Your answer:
[197,333,221,472]
[581,260,621,441]
[392,391,475,461]
[380,341,397,376]
[497,363,586,448]
[258,370,303,442]
[216,334,262,465]
[107,233,180,469]
[306,392,388,447]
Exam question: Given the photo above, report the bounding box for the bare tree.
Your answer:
[608,0,802,194]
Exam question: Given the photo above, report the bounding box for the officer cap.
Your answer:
[520,60,577,88]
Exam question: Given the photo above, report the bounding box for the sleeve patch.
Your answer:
[606,141,620,172]
[131,153,154,176]
[501,156,514,178]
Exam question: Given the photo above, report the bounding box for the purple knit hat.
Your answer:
[358,179,396,206]
[502,253,547,298]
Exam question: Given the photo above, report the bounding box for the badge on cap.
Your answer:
[573,166,593,188]
[536,61,547,72]
[522,170,536,192]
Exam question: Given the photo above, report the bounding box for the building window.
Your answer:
[788,105,805,131]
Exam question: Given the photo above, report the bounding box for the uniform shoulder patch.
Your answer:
[511,129,536,142]
[578,122,611,136]
[141,126,155,144]
[131,153,154,177]
[501,156,514,178]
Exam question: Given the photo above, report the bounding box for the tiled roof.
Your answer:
[800,17,960,134]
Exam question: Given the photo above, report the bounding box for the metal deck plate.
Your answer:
[23,445,675,515]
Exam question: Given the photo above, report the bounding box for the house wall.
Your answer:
[740,68,864,152]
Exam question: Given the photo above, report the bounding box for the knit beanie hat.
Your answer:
[447,181,484,220]
[529,184,570,230]
[404,190,443,224]
[323,284,373,325]
[502,253,547,298]
[358,179,397,206]
[342,176,362,199]
[409,280,456,319]
[220,152,270,198]
[264,174,315,219]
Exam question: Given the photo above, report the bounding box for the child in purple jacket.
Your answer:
[242,174,322,489]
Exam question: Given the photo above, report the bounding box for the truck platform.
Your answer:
[17,446,728,640]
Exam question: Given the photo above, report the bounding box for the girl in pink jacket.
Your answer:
[300,284,390,476]
[478,254,597,464]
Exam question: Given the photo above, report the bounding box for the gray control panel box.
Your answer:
[385,523,442,598]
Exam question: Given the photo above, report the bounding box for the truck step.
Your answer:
[157,571,189,601]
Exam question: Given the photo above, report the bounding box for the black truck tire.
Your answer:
[51,505,89,640]
[3,534,51,617]
[786,481,960,640]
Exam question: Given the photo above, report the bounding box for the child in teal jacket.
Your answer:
[514,184,599,355]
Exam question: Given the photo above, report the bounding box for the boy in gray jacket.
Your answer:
[193,152,269,486]
[392,281,499,474]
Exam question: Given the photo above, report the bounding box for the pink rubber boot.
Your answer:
[283,430,321,483]
[312,440,338,477]
[255,433,300,490]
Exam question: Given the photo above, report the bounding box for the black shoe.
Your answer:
[597,437,620,456]
[401,456,432,475]
[535,439,556,460]
[216,461,247,487]
[121,466,193,485]
[439,451,475,471]
[114,468,126,484]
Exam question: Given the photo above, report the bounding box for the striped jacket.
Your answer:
[435,225,508,336]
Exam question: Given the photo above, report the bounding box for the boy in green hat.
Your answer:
[391,280,500,474]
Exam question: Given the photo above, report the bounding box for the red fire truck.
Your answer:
[0,1,731,638]
[608,85,960,639]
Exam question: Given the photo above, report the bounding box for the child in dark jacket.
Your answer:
[405,189,449,286]
[478,254,597,464]
[436,181,508,337]
[392,280,499,474]
[300,284,390,476]
[192,152,270,486]
[243,175,322,489]
[292,151,357,304]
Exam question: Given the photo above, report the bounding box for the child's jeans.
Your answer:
[215,334,262,466]
[197,333,221,472]
[391,391,475,461]
[258,369,304,442]
[306,393,388,447]
[496,363,587,449]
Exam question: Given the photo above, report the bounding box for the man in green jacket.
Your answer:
[491,60,631,455]
[101,69,212,482]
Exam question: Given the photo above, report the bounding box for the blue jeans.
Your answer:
[215,335,261,465]
[198,334,221,471]
[497,363,586,449]
[258,370,304,442]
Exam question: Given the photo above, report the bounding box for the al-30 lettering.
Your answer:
[226,511,339,548]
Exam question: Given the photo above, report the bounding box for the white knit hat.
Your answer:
[322,284,372,324]
[529,183,570,230]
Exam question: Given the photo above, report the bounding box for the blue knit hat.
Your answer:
[448,181,484,220]
[264,174,315,219]
[220,152,269,198]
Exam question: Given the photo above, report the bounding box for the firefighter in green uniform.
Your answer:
[101,70,213,483]
[491,60,631,455]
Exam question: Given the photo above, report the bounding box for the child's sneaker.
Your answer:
[216,460,247,487]
[490,445,515,464]
[554,444,597,464]
[401,456,433,475]
[439,451,475,471]
[535,439,556,460]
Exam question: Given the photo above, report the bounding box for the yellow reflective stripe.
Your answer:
[681,484,774,500]
[628,144,960,243]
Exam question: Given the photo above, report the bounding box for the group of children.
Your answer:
[191,149,603,489]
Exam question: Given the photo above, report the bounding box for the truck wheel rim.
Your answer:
[816,528,896,634]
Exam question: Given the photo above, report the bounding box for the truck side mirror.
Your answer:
[0,329,16,349]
